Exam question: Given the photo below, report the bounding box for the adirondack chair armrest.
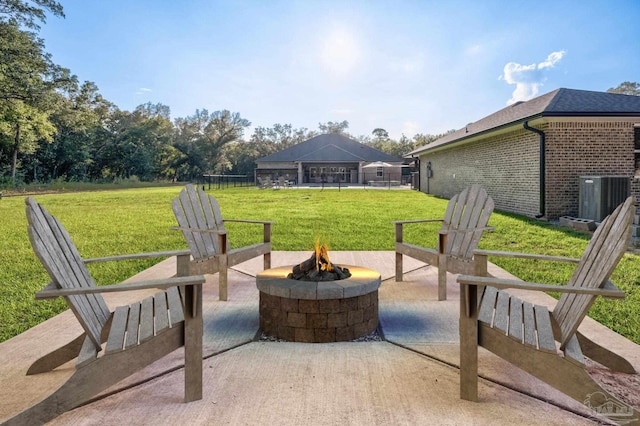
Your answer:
[457,275,626,299]
[83,249,192,264]
[474,249,580,263]
[223,219,275,225]
[393,219,444,244]
[392,219,444,226]
[35,275,206,300]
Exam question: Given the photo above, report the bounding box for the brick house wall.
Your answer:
[419,128,540,217]
[417,120,637,219]
[544,121,635,218]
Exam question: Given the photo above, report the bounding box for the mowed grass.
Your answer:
[0,186,639,344]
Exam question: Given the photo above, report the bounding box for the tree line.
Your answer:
[0,1,441,187]
[2,2,638,187]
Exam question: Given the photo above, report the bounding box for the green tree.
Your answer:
[412,133,440,147]
[0,21,74,179]
[607,81,640,96]
[173,109,250,179]
[251,123,312,149]
[35,81,116,181]
[0,99,55,178]
[0,0,63,30]
[93,103,174,181]
[372,128,389,141]
[318,120,350,135]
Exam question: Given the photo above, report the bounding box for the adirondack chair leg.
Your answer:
[26,333,86,375]
[183,284,203,402]
[264,223,272,271]
[438,233,448,301]
[437,255,447,301]
[264,252,271,271]
[395,222,404,282]
[576,332,636,374]
[5,328,186,425]
[459,283,479,401]
[395,252,404,282]
[218,233,229,301]
[219,255,229,301]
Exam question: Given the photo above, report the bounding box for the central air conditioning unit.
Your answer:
[578,176,629,222]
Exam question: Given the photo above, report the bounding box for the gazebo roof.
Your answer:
[256,134,403,163]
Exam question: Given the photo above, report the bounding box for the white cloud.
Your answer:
[500,50,566,104]
[135,87,152,95]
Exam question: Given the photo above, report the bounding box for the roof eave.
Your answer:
[409,111,640,157]
[409,114,544,156]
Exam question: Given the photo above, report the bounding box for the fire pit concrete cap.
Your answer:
[256,265,381,300]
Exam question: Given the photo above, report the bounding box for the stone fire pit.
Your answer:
[257,265,381,343]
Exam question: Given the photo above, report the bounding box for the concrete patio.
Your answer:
[1,251,639,425]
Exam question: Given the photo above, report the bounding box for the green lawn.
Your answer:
[0,186,638,344]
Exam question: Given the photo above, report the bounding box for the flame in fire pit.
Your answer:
[287,238,351,281]
[315,237,334,272]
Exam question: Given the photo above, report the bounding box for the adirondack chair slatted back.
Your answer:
[173,184,228,261]
[440,184,494,259]
[25,198,111,350]
[553,196,634,348]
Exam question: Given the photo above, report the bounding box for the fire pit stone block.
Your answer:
[257,265,381,343]
[316,282,345,299]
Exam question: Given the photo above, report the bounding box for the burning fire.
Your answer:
[288,237,351,281]
[315,237,334,272]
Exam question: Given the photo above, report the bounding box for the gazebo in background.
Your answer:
[255,134,405,185]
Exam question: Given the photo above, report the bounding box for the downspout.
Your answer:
[411,155,420,191]
[523,121,545,218]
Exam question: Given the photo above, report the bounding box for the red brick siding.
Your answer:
[418,121,637,219]
[419,129,540,217]
[544,122,635,218]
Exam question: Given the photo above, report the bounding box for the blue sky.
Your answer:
[39,0,639,140]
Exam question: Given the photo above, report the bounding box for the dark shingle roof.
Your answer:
[256,134,403,163]
[409,88,640,156]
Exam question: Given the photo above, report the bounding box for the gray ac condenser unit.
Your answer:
[578,176,629,222]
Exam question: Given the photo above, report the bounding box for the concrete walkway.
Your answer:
[1,252,639,425]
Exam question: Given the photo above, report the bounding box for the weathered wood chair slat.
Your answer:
[458,196,640,423]
[477,286,497,324]
[124,302,141,350]
[173,184,273,301]
[4,198,206,425]
[507,297,523,342]
[522,301,537,348]
[155,290,170,333]
[394,184,494,300]
[167,285,185,325]
[106,305,129,353]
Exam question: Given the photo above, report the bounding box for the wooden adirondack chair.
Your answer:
[5,198,206,425]
[458,196,639,424]
[172,184,273,301]
[258,176,273,189]
[394,184,494,300]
